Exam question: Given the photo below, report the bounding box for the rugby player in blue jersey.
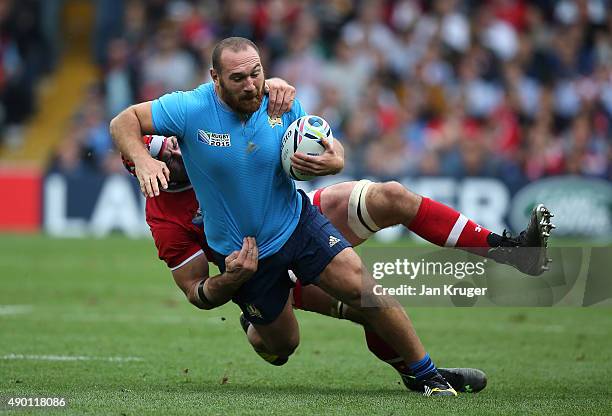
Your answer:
[120,133,490,395]
[111,37,549,396]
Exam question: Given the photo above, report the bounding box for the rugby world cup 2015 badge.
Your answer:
[198,130,231,147]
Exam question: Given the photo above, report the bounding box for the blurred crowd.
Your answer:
[49,0,611,189]
[0,0,53,148]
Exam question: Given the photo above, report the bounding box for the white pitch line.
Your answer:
[0,305,33,316]
[60,313,228,325]
[1,354,144,362]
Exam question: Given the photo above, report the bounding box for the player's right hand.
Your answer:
[290,136,344,176]
[225,237,258,282]
[134,155,170,197]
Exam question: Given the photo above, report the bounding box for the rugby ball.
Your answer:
[281,115,333,181]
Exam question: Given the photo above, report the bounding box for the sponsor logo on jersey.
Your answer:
[329,235,340,247]
[198,130,231,147]
[268,116,283,128]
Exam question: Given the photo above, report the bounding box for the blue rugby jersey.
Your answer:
[151,82,306,257]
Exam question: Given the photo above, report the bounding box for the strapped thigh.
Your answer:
[347,180,380,239]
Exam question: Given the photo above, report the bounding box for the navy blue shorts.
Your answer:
[212,190,351,325]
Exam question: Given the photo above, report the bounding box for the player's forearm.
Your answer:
[196,272,250,308]
[110,107,149,162]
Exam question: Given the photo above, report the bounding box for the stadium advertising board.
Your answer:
[0,167,41,232]
[510,176,612,240]
[35,173,611,240]
[42,172,148,237]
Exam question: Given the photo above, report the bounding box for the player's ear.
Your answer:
[210,68,219,85]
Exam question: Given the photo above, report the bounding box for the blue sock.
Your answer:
[408,353,438,381]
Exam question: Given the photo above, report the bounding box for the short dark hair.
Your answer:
[211,37,260,74]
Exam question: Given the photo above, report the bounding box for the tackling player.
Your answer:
[112,37,553,397]
[122,133,553,394]
[114,37,463,397]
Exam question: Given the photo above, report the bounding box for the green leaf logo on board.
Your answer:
[510,176,612,239]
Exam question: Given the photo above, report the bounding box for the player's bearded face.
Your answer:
[219,76,264,114]
[217,49,265,114]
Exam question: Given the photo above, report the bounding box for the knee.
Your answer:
[339,259,366,308]
[270,333,300,358]
[381,181,419,207]
[379,181,421,221]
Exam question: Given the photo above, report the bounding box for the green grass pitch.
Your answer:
[1,235,611,415]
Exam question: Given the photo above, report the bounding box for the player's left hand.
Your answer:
[265,78,296,118]
[290,137,345,176]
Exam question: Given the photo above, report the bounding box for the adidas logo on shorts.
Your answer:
[329,235,340,247]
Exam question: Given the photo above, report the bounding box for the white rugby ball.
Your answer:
[281,115,333,181]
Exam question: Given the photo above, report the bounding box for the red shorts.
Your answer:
[146,189,214,270]
[150,223,212,270]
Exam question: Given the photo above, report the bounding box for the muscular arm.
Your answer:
[172,238,258,310]
[172,254,212,308]
[172,256,250,310]
[110,102,169,197]
[110,102,156,160]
